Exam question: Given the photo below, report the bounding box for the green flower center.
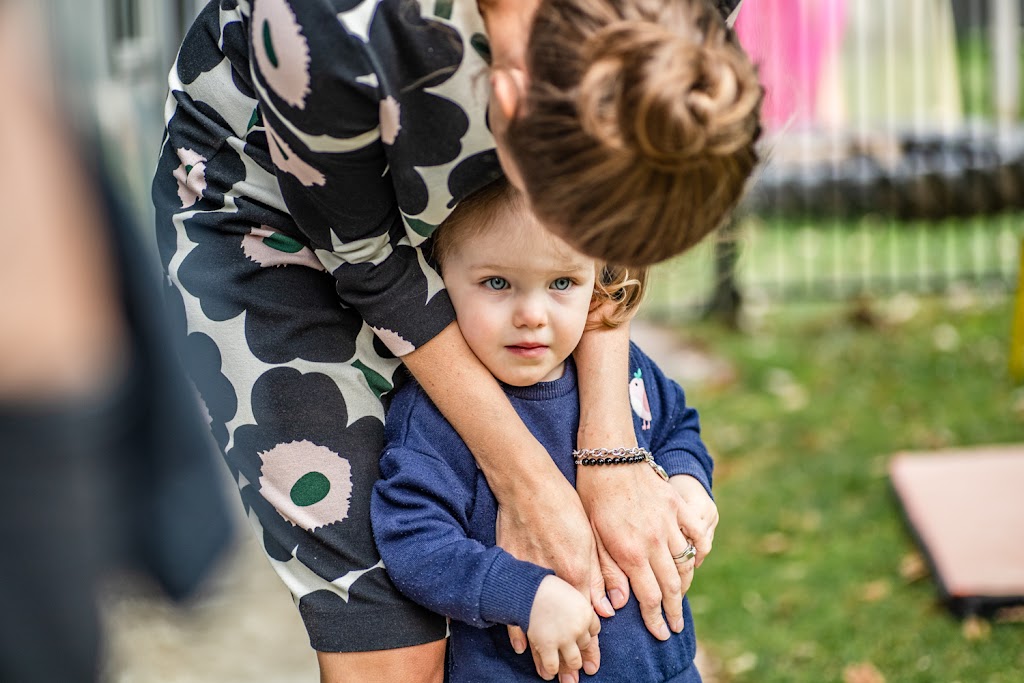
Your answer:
[290,471,330,507]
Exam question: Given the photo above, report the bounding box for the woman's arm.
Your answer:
[402,324,605,610]
[249,4,603,611]
[573,322,704,640]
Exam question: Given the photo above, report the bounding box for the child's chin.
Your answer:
[493,365,562,387]
[493,371,540,387]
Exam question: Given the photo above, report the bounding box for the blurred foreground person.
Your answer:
[0,3,231,681]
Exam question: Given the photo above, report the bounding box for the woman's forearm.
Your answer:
[403,322,600,602]
[574,322,636,449]
[401,322,561,503]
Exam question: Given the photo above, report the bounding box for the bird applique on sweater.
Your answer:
[629,368,653,430]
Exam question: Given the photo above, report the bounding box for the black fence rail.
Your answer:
[642,207,1021,325]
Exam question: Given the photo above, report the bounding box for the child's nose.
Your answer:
[513,294,547,328]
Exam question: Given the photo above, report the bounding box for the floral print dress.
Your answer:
[153,0,742,652]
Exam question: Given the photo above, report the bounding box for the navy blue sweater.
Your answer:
[371,344,712,682]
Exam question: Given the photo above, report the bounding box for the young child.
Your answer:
[370,178,714,683]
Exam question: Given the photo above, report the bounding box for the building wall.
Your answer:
[44,0,208,237]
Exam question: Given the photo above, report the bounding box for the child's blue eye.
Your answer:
[484,277,509,290]
[551,277,573,291]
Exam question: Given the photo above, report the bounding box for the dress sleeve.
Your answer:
[630,345,714,496]
[249,1,455,356]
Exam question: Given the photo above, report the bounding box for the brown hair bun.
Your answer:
[509,0,763,266]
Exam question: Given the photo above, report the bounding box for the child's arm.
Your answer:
[371,446,601,678]
[371,447,549,629]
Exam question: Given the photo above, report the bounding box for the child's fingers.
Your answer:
[556,661,580,683]
[574,615,602,676]
[589,609,602,638]
[558,642,584,673]
[530,646,545,679]
[580,632,601,676]
[531,644,559,681]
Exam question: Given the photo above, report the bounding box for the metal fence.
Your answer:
[641,0,1024,323]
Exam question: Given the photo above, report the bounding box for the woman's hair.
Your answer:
[508,0,763,266]
[433,177,645,327]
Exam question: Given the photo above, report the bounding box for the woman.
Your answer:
[152,0,759,680]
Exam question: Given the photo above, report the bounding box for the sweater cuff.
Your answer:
[479,552,554,630]
[656,449,713,498]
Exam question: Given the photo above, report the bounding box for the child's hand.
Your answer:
[527,576,601,682]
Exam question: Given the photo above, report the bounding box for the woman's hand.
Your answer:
[669,474,719,568]
[573,319,718,639]
[577,465,695,639]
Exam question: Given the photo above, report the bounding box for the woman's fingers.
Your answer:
[593,527,626,612]
[670,475,719,568]
[625,560,672,640]
[651,540,685,634]
[580,465,688,638]
[669,533,697,622]
[507,624,527,654]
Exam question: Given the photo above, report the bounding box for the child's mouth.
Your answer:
[506,344,548,358]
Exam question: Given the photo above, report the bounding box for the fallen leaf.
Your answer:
[757,532,790,556]
[843,661,886,683]
[899,552,929,583]
[860,580,891,603]
[726,652,758,676]
[791,641,818,661]
[994,605,1024,624]
[962,616,991,641]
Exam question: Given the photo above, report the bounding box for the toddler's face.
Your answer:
[442,211,596,387]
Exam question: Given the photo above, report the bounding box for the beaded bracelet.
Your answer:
[572,447,669,481]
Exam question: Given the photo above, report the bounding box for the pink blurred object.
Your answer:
[890,445,1024,616]
[735,0,847,131]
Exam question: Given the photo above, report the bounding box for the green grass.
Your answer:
[670,298,1024,682]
